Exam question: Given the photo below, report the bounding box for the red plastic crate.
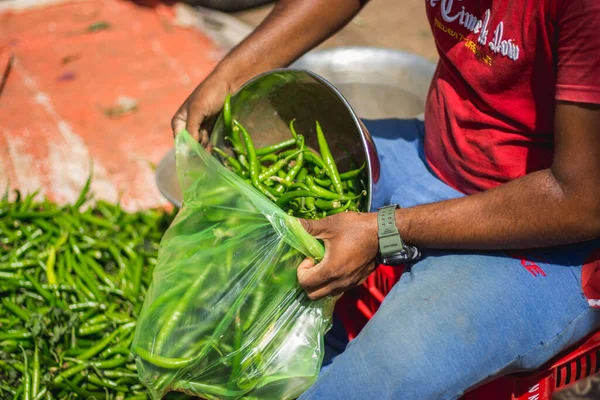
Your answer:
[334,265,600,400]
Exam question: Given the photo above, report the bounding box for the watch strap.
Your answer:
[377,204,404,256]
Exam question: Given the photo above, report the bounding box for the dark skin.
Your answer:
[171,0,364,145]
[172,1,600,301]
[298,102,600,299]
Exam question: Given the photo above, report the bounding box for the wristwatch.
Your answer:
[376,204,420,265]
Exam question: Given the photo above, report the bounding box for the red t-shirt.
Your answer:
[424,0,600,193]
[423,0,600,304]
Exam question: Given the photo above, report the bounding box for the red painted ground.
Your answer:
[0,0,221,210]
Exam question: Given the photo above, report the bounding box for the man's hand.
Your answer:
[373,102,600,252]
[298,212,379,300]
[170,0,364,147]
[171,73,231,147]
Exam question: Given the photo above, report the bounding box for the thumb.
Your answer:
[298,218,328,238]
[171,106,187,138]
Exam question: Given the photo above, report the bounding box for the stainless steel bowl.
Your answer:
[156,47,436,208]
[209,69,378,211]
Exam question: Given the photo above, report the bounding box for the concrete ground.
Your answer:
[0,0,437,209]
[233,0,439,63]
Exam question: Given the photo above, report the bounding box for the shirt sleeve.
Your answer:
[555,0,600,104]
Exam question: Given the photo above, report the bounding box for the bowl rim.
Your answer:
[155,147,180,208]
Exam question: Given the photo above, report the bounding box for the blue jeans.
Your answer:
[300,119,600,400]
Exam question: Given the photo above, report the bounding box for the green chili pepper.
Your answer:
[73,174,92,209]
[305,176,366,201]
[277,148,299,159]
[341,162,366,179]
[229,312,243,383]
[237,154,249,170]
[102,370,138,379]
[289,118,298,140]
[311,162,367,187]
[172,380,248,397]
[315,199,342,210]
[32,387,46,400]
[99,346,131,360]
[243,283,265,332]
[90,356,128,369]
[287,182,310,191]
[22,273,54,303]
[267,176,293,187]
[222,95,245,154]
[21,346,31,400]
[0,259,38,270]
[154,268,210,353]
[2,299,30,322]
[258,150,302,182]
[86,374,128,392]
[32,343,40,398]
[8,211,60,220]
[31,218,59,235]
[258,154,278,164]
[223,93,233,138]
[63,378,105,399]
[326,200,352,215]
[81,254,115,290]
[77,322,110,336]
[313,176,331,187]
[315,121,343,194]
[255,138,297,156]
[68,259,103,301]
[235,120,277,201]
[305,197,316,211]
[303,151,327,170]
[296,168,308,182]
[44,247,57,285]
[78,213,117,230]
[275,190,316,208]
[134,347,195,369]
[212,147,243,172]
[77,322,135,360]
[285,136,305,182]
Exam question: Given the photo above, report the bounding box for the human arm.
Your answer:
[298,101,600,300]
[171,0,366,145]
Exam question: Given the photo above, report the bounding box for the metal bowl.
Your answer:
[156,47,436,208]
[209,68,378,211]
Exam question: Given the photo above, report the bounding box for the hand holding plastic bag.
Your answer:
[132,130,335,399]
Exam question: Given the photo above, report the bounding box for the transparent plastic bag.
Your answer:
[132,130,335,399]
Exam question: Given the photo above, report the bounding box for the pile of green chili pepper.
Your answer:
[0,181,176,400]
[213,94,367,219]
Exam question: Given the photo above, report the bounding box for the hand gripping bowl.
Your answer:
[159,69,380,211]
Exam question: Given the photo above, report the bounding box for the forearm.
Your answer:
[213,0,364,90]
[396,168,600,250]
